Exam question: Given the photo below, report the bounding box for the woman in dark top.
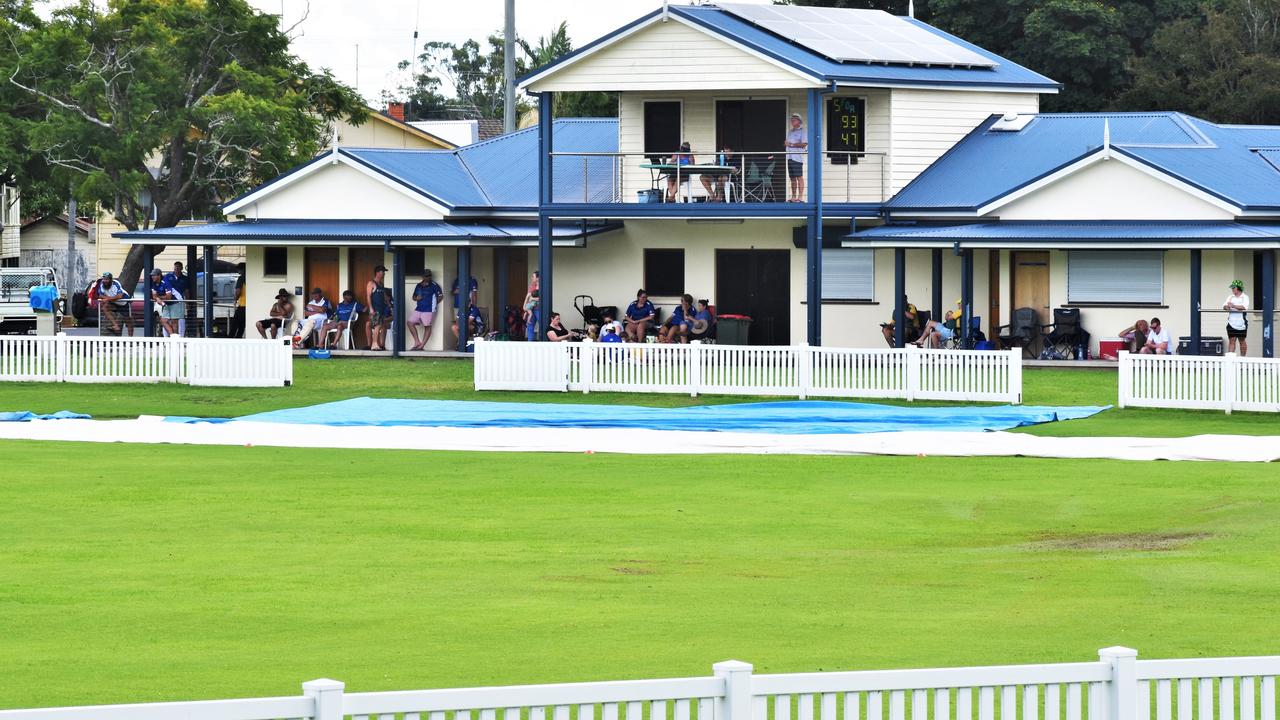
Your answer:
[546,312,580,342]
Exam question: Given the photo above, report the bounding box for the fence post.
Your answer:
[55,332,68,382]
[582,338,595,394]
[282,337,294,387]
[302,678,345,720]
[1100,646,1138,720]
[689,340,702,397]
[905,344,919,402]
[713,660,753,720]
[1007,348,1022,404]
[1117,351,1130,409]
[798,343,811,400]
[1222,352,1237,414]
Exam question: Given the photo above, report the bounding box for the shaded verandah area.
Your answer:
[117,219,622,354]
[848,221,1279,357]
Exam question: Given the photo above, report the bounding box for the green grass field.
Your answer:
[1,359,1278,710]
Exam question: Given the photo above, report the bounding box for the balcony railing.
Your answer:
[547,151,888,206]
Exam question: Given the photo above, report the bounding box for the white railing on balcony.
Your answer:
[549,151,888,205]
[0,334,292,387]
[475,340,1021,403]
[1117,351,1280,413]
[1,649,1277,720]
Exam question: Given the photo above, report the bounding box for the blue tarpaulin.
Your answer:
[167,398,1106,435]
[0,410,91,422]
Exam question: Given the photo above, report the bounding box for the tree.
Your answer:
[519,22,615,118]
[0,0,64,219]
[1118,0,1280,123]
[5,0,366,290]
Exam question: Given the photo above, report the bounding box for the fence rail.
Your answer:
[1,649,1277,720]
[0,334,292,387]
[1118,351,1280,413]
[474,340,1021,403]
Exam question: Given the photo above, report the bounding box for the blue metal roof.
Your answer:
[848,221,1280,246]
[886,112,1280,213]
[118,219,621,245]
[520,6,1057,92]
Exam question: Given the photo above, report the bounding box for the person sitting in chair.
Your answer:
[321,290,364,348]
[700,144,739,202]
[546,312,581,342]
[1140,317,1171,354]
[880,296,920,347]
[916,302,960,348]
[660,294,695,344]
[451,305,486,343]
[256,289,294,339]
[689,299,716,342]
[292,287,331,348]
[624,289,656,342]
[665,142,695,202]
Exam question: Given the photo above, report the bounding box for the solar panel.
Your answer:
[718,3,997,69]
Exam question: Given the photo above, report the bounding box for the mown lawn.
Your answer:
[1,357,1277,437]
[1,443,1278,710]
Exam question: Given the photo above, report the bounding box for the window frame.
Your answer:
[642,99,684,159]
[643,248,686,298]
[262,246,288,278]
[821,248,875,302]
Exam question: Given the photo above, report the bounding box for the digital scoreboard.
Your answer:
[827,97,866,165]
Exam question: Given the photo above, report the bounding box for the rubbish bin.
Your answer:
[30,284,60,336]
[717,314,753,345]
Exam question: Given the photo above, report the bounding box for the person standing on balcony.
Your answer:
[785,113,808,202]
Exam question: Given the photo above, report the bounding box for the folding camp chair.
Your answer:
[1042,307,1090,359]
[996,307,1040,358]
[743,159,776,203]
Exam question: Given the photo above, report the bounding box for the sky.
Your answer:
[245,0,774,106]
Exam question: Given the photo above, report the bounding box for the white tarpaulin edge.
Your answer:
[0,417,1276,462]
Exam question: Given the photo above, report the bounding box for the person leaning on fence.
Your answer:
[256,288,294,339]
[165,261,190,337]
[292,287,332,348]
[150,267,184,337]
[660,294,695,344]
[94,271,133,336]
[1140,317,1172,354]
[624,289,656,342]
[1224,279,1250,356]
[881,296,920,347]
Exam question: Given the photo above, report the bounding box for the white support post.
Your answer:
[167,335,181,384]
[55,332,68,382]
[1117,351,1130,409]
[1100,647,1138,720]
[798,343,812,400]
[689,340,702,397]
[582,338,595,394]
[714,660,754,720]
[905,344,919,402]
[1223,352,1237,414]
[1007,348,1022,404]
[303,678,345,720]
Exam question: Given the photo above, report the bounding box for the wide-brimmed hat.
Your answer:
[276,288,291,299]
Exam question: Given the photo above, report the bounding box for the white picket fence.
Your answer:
[474,340,1022,403]
[1,648,1276,720]
[1118,351,1280,413]
[0,334,293,387]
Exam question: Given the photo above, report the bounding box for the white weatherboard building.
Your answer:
[122,3,1279,357]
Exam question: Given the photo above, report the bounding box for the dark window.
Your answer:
[404,248,425,276]
[715,99,786,153]
[644,249,685,297]
[263,247,287,277]
[643,101,681,160]
[826,96,866,165]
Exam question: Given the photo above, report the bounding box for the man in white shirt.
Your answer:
[1223,280,1250,356]
[1141,317,1172,354]
[293,287,331,348]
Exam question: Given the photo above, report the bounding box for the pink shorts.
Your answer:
[409,310,435,326]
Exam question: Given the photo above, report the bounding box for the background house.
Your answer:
[19,215,94,290]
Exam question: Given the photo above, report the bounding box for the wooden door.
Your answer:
[493,248,528,320]
[1011,251,1050,353]
[987,251,1001,339]
[348,247,384,350]
[715,249,791,345]
[305,248,340,313]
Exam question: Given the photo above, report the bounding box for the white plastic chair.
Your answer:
[323,310,357,350]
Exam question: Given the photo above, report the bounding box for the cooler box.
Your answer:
[717,314,753,345]
[1177,336,1225,356]
[637,189,661,204]
[1098,338,1125,358]
[29,284,58,313]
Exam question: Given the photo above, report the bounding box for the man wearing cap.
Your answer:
[95,271,133,336]
[409,269,443,350]
[256,288,294,339]
[784,113,808,202]
[292,287,332,348]
[165,261,190,337]
[366,265,393,351]
[150,267,184,337]
[1223,280,1250,356]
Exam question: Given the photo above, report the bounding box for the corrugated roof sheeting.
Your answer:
[887,112,1280,212]
[672,5,1058,90]
[118,219,621,244]
[851,221,1280,241]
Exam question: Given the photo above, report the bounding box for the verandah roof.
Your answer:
[845,221,1280,249]
[116,219,623,247]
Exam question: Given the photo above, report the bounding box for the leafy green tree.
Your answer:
[5,0,365,289]
[1118,0,1280,123]
[519,23,615,119]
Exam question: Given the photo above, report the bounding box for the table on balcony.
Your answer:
[639,162,737,202]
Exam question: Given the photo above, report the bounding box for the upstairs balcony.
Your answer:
[543,150,888,218]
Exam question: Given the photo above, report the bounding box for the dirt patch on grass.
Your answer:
[611,566,654,575]
[1030,531,1212,552]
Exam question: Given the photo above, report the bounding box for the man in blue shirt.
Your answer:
[624,289,656,342]
[451,275,478,309]
[322,290,364,349]
[451,305,486,348]
[165,261,190,337]
[150,267,183,337]
[409,269,444,351]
